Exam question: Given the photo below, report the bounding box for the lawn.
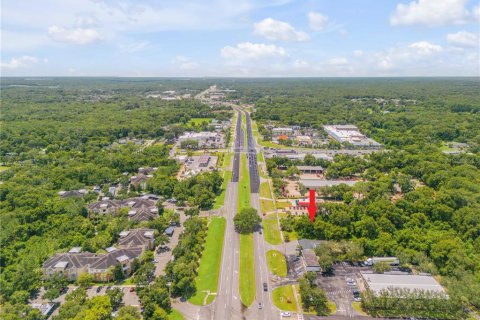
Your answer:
[257,152,264,163]
[351,302,368,316]
[239,233,255,306]
[276,201,291,210]
[238,154,251,210]
[0,166,10,172]
[188,118,212,126]
[260,199,274,213]
[272,285,298,311]
[266,250,287,277]
[189,217,226,305]
[263,217,282,245]
[260,182,272,199]
[295,285,337,315]
[168,309,184,320]
[214,171,232,209]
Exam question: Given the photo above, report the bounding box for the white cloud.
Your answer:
[353,50,364,57]
[1,56,38,69]
[328,57,348,65]
[253,18,309,42]
[308,11,329,31]
[173,56,198,70]
[48,26,103,44]
[408,41,443,55]
[120,41,150,53]
[390,0,471,26]
[447,31,479,47]
[221,42,288,62]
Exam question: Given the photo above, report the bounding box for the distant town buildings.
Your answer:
[323,125,382,148]
[178,131,225,149]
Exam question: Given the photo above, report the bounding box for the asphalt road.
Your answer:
[243,109,278,320]
[231,110,243,182]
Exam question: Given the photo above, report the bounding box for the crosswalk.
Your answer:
[326,289,354,296]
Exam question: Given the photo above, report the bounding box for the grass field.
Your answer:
[272,285,298,311]
[266,250,287,277]
[260,199,274,213]
[0,166,11,172]
[238,154,251,209]
[168,309,184,320]
[260,182,272,199]
[276,201,291,209]
[239,233,255,306]
[188,118,212,126]
[214,171,232,209]
[263,216,282,245]
[257,152,264,163]
[351,302,368,316]
[189,217,226,305]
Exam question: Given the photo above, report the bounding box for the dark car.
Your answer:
[263,283,268,291]
[96,286,102,293]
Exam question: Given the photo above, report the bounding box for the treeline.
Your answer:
[361,288,465,319]
[165,216,208,298]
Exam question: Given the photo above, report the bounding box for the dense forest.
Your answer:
[237,78,480,312]
[0,78,227,317]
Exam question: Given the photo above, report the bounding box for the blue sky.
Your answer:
[1,0,479,76]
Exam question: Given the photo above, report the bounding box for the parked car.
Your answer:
[129,287,135,292]
[96,286,102,293]
[258,302,263,309]
[281,311,291,317]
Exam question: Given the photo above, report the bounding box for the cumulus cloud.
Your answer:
[390,0,471,26]
[328,57,348,66]
[221,42,288,62]
[1,56,38,69]
[48,26,103,44]
[308,11,329,31]
[447,31,479,47]
[173,56,198,70]
[253,18,309,42]
[408,41,443,55]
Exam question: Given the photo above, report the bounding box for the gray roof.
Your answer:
[89,247,143,270]
[298,239,325,250]
[361,272,445,294]
[297,166,324,171]
[87,199,121,211]
[303,249,320,267]
[300,179,357,188]
[43,252,97,270]
[118,228,155,248]
[122,197,157,209]
[165,227,175,235]
[128,207,159,222]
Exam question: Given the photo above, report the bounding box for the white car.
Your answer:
[280,311,291,317]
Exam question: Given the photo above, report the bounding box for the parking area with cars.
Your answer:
[316,262,371,318]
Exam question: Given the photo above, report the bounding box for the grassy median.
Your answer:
[239,233,255,306]
[189,217,226,305]
[263,215,282,245]
[266,250,287,277]
[238,153,251,209]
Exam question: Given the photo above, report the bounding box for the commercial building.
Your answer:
[302,249,321,272]
[360,272,445,295]
[297,166,324,174]
[299,179,357,189]
[178,131,224,148]
[323,125,382,148]
[272,127,294,137]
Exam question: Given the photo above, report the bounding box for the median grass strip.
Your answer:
[260,199,274,213]
[272,285,298,311]
[238,153,250,209]
[266,250,287,277]
[263,216,282,245]
[259,182,272,199]
[239,233,255,306]
[189,217,226,305]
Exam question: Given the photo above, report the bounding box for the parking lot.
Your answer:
[86,285,140,307]
[316,263,371,318]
